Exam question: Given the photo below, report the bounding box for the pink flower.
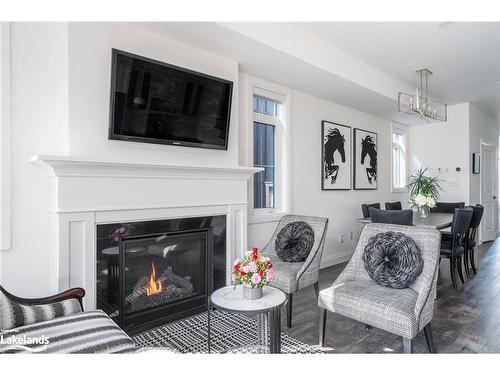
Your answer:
[248,262,257,273]
[242,264,252,273]
[231,273,236,282]
[233,258,240,266]
[251,273,262,284]
[266,269,274,282]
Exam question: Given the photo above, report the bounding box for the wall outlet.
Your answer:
[339,234,345,243]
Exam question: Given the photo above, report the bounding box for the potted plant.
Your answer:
[232,247,274,300]
[406,167,442,218]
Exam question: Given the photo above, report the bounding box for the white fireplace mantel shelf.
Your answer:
[31,155,262,180]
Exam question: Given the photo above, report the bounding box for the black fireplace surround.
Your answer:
[96,215,226,333]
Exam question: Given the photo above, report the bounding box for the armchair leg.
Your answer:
[402,337,413,354]
[423,324,436,353]
[319,308,327,347]
[286,293,293,329]
[313,282,319,299]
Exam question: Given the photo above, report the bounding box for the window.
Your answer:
[247,78,290,221]
[392,123,407,191]
[253,95,281,209]
[254,121,275,208]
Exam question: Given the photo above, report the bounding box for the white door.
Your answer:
[481,143,498,242]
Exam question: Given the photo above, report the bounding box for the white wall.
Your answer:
[1,23,69,294]
[408,103,499,207]
[68,23,239,167]
[247,84,406,266]
[408,103,470,203]
[1,23,240,296]
[469,104,499,205]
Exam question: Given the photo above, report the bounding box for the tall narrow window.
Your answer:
[392,124,407,191]
[253,94,282,209]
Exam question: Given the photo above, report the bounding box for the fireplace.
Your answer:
[96,215,226,333]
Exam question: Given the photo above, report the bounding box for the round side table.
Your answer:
[208,285,286,354]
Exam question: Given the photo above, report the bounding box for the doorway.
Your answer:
[480,142,498,242]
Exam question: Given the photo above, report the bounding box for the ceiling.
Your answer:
[300,22,500,119]
[134,22,500,123]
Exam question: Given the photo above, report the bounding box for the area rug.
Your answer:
[132,310,321,353]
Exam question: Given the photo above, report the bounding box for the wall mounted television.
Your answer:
[109,49,233,150]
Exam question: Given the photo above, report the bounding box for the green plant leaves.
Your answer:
[406,167,442,206]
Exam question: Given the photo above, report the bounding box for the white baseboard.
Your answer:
[320,248,354,269]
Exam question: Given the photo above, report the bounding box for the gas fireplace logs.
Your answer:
[125,267,195,312]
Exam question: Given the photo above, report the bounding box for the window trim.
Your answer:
[391,122,408,193]
[245,76,292,224]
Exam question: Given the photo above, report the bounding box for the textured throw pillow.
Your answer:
[0,289,82,330]
[362,231,424,289]
[275,221,315,262]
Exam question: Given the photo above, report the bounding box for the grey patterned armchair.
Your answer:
[318,223,441,353]
[262,214,329,328]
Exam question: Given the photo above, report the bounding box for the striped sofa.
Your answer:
[1,310,137,354]
[0,286,137,354]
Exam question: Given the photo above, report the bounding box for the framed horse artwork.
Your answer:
[353,128,378,190]
[321,120,351,190]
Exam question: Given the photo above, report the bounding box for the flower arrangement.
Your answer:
[411,193,437,209]
[406,167,442,202]
[407,167,442,217]
[232,247,274,289]
[411,193,436,217]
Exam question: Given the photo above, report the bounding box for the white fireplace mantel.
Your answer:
[32,155,262,180]
[32,155,260,309]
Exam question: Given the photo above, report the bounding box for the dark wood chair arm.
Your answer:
[0,286,85,310]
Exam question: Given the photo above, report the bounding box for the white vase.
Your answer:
[243,285,263,300]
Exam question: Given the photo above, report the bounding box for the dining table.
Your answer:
[354,211,454,243]
[355,211,453,230]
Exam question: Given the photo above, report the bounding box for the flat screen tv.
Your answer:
[109,49,233,150]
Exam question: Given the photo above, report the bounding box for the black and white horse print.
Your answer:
[360,135,377,184]
[324,128,346,184]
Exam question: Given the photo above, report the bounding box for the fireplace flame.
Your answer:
[145,262,162,296]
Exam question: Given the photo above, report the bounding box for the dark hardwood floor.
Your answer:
[283,237,500,353]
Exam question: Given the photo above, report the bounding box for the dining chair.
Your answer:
[465,204,484,276]
[369,207,413,226]
[439,207,473,291]
[361,203,381,218]
[431,202,465,213]
[318,223,441,353]
[385,201,402,210]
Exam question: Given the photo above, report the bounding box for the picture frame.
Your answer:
[321,120,351,190]
[353,128,378,190]
[473,153,480,174]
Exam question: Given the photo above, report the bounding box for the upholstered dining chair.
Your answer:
[262,214,329,328]
[440,207,473,290]
[385,201,402,210]
[430,202,465,213]
[361,203,381,218]
[466,205,484,276]
[369,207,413,226]
[440,204,484,279]
[318,223,441,353]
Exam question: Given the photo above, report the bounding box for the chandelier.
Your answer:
[398,68,447,122]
